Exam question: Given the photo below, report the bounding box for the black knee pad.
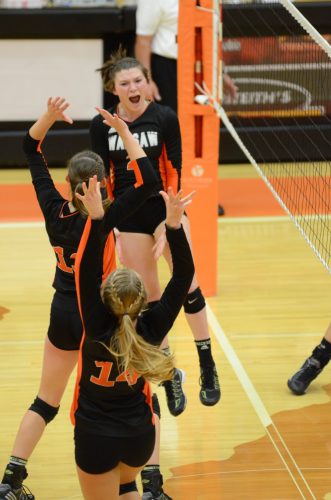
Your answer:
[183,287,206,314]
[152,393,161,419]
[29,396,59,424]
[119,480,138,495]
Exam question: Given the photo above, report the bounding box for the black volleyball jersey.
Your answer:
[71,218,194,437]
[23,132,158,293]
[90,102,182,199]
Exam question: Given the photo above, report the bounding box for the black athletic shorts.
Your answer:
[47,291,82,351]
[74,426,156,474]
[116,196,166,235]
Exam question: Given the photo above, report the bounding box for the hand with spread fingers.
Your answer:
[46,96,73,124]
[160,187,196,229]
[75,175,104,220]
[96,107,130,136]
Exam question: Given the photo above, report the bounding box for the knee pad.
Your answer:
[29,396,59,424]
[119,480,138,495]
[183,287,205,314]
[152,393,161,419]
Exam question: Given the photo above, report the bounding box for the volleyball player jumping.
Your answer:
[72,175,195,499]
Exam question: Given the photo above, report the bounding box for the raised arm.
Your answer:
[23,97,73,215]
[29,96,73,142]
[94,110,159,232]
[137,188,195,344]
[96,107,146,161]
[161,108,182,193]
[75,176,114,339]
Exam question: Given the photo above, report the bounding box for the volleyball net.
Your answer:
[197,0,331,273]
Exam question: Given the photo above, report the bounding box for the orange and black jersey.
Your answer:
[23,132,158,294]
[72,218,194,437]
[90,102,181,199]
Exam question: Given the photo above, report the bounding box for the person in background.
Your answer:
[288,323,331,395]
[134,0,238,216]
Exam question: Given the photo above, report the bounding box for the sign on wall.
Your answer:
[0,39,103,121]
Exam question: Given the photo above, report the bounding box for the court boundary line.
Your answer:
[168,465,331,480]
[206,302,316,500]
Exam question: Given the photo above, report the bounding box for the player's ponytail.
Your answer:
[100,268,174,384]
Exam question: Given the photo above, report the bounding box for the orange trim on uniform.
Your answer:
[70,218,116,425]
[159,144,179,193]
[142,380,155,426]
[37,140,51,175]
[59,201,79,219]
[74,217,92,319]
[70,332,85,426]
[102,231,116,282]
[127,158,144,189]
[107,159,115,200]
[70,217,92,425]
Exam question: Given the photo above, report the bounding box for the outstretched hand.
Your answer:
[160,187,196,230]
[96,107,129,136]
[75,175,104,220]
[47,97,73,124]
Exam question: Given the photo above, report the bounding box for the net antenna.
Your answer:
[195,0,331,274]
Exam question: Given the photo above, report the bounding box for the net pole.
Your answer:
[178,0,221,296]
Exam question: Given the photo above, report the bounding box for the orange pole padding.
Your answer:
[194,27,203,157]
[178,0,221,297]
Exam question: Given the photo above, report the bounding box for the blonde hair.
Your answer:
[67,150,111,216]
[101,268,174,384]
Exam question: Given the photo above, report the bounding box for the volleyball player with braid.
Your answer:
[72,175,195,500]
[0,97,159,500]
[90,49,221,419]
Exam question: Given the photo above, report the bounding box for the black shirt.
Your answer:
[72,218,194,437]
[90,102,181,199]
[23,132,158,293]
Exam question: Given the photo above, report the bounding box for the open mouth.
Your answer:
[129,96,140,104]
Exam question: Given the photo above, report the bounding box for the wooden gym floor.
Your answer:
[0,164,331,499]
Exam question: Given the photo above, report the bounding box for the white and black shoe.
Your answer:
[199,364,221,406]
[0,484,34,500]
[288,357,322,395]
[161,368,187,417]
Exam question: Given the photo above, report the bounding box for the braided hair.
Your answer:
[101,268,174,384]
